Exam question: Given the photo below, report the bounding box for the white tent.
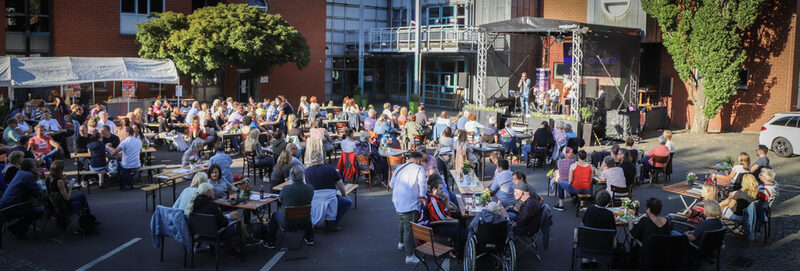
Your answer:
[5,56,179,88]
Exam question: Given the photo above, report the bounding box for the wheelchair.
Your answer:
[463,220,516,271]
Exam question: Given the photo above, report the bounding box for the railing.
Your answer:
[367,24,481,53]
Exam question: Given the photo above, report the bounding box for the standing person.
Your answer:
[389,152,427,264]
[264,166,315,249]
[305,150,351,231]
[0,158,44,239]
[108,126,141,190]
[518,72,531,115]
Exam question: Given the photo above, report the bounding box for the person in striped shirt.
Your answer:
[757,168,778,204]
[418,174,466,257]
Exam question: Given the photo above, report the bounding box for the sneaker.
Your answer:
[405,255,421,264]
[553,204,565,211]
[245,238,264,247]
[641,178,650,184]
[263,242,276,249]
[303,237,315,246]
[397,242,405,250]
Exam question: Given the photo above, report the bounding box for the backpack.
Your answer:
[79,212,100,234]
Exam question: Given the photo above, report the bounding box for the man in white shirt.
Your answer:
[109,126,142,190]
[37,112,61,132]
[389,152,427,264]
[96,112,117,134]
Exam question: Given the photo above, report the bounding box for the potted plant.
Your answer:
[408,93,421,113]
[478,188,492,204]
[528,112,552,130]
[238,184,252,200]
[686,172,698,186]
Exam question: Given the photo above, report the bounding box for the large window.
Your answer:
[120,0,164,35]
[391,8,407,27]
[426,5,456,25]
[5,0,51,56]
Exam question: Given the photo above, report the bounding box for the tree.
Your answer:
[135,3,310,80]
[642,0,764,133]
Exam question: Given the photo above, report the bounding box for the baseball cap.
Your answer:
[514,182,530,192]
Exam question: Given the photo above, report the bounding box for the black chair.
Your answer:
[464,220,515,271]
[243,151,269,183]
[609,185,632,207]
[640,234,689,271]
[666,152,675,183]
[691,227,726,271]
[648,155,670,186]
[514,203,550,263]
[571,226,616,271]
[526,143,550,170]
[757,200,774,242]
[188,213,242,270]
[0,201,37,249]
[279,205,312,261]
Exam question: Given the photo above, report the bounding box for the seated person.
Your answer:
[639,135,669,182]
[264,166,315,249]
[174,172,209,211]
[185,183,259,247]
[245,129,274,168]
[207,164,233,199]
[521,121,554,162]
[306,150,351,231]
[271,131,289,159]
[554,150,593,211]
[208,141,234,183]
[418,174,466,256]
[757,168,778,205]
[468,202,509,235]
[0,158,45,239]
[629,197,670,245]
[181,141,204,168]
[511,183,543,236]
[582,190,615,230]
[100,125,120,148]
[719,174,758,221]
[683,200,724,246]
[7,136,34,159]
[489,159,515,208]
[4,118,22,146]
[401,115,424,148]
[73,125,93,153]
[751,145,770,178]
[617,149,637,187]
[599,156,627,196]
[44,161,93,230]
[354,132,388,180]
[27,125,61,167]
[711,152,751,187]
[3,151,25,187]
[679,183,718,224]
[270,150,293,189]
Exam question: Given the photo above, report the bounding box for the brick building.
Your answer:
[538,0,800,132]
[1,0,325,105]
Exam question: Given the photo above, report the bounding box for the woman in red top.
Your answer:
[554,150,594,211]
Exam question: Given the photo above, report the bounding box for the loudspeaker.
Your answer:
[660,77,673,96]
[604,86,626,110]
[584,78,599,98]
[605,110,640,140]
[457,72,469,88]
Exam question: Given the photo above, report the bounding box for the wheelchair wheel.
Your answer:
[463,236,476,271]
[503,239,516,271]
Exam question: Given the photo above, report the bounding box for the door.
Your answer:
[422,60,458,107]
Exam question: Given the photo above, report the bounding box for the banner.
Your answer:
[65,84,81,97]
[122,81,136,97]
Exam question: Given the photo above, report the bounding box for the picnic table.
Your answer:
[153,168,197,203]
[471,143,506,181]
[450,170,490,194]
[380,149,408,157]
[272,181,359,209]
[663,182,707,212]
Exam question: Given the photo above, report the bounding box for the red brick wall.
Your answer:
[668,0,799,132]
[223,0,326,107]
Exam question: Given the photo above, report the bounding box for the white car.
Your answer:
[759,112,800,157]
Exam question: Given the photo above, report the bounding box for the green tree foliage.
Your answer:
[135,3,310,79]
[642,0,764,132]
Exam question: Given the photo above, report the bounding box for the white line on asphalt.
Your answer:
[260,249,286,271]
[75,237,142,271]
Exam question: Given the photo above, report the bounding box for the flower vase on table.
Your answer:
[239,184,252,200]
[478,189,492,204]
[686,172,697,186]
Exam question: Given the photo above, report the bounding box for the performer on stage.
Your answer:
[518,72,531,115]
[561,75,575,115]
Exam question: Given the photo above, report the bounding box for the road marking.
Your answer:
[75,237,142,271]
[260,249,286,271]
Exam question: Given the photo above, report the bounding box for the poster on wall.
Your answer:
[175,85,183,97]
[65,84,81,97]
[122,81,136,97]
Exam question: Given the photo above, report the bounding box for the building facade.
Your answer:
[1,0,325,105]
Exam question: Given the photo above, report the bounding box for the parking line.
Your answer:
[260,249,286,271]
[75,238,142,271]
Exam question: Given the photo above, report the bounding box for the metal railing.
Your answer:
[367,24,481,53]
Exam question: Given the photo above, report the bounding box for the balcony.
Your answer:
[367,24,481,54]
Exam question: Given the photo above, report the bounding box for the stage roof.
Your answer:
[0,56,180,88]
[480,16,641,37]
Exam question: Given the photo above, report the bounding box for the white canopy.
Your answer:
[0,56,179,88]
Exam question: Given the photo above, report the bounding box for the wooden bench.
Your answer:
[64,170,107,194]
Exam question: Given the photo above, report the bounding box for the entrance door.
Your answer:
[236,71,256,102]
[423,60,458,107]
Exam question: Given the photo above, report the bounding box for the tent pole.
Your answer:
[92,83,96,105]
[113,81,116,100]
[159,83,162,99]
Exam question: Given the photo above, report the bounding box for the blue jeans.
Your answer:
[69,194,91,214]
[522,97,529,114]
[639,156,653,179]
[521,145,531,162]
[335,195,352,224]
[119,166,134,188]
[557,181,591,200]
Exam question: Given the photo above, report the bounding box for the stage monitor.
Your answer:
[584,78,599,98]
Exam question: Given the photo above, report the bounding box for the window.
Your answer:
[426,5,456,25]
[787,117,800,128]
[737,68,749,90]
[120,0,165,35]
[94,81,108,90]
[771,116,792,126]
[6,0,51,56]
[391,8,407,27]
[193,0,223,11]
[248,0,269,12]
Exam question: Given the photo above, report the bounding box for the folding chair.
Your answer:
[355,155,374,191]
[571,226,616,271]
[279,205,313,261]
[412,222,453,271]
[188,213,242,270]
[691,227,726,271]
